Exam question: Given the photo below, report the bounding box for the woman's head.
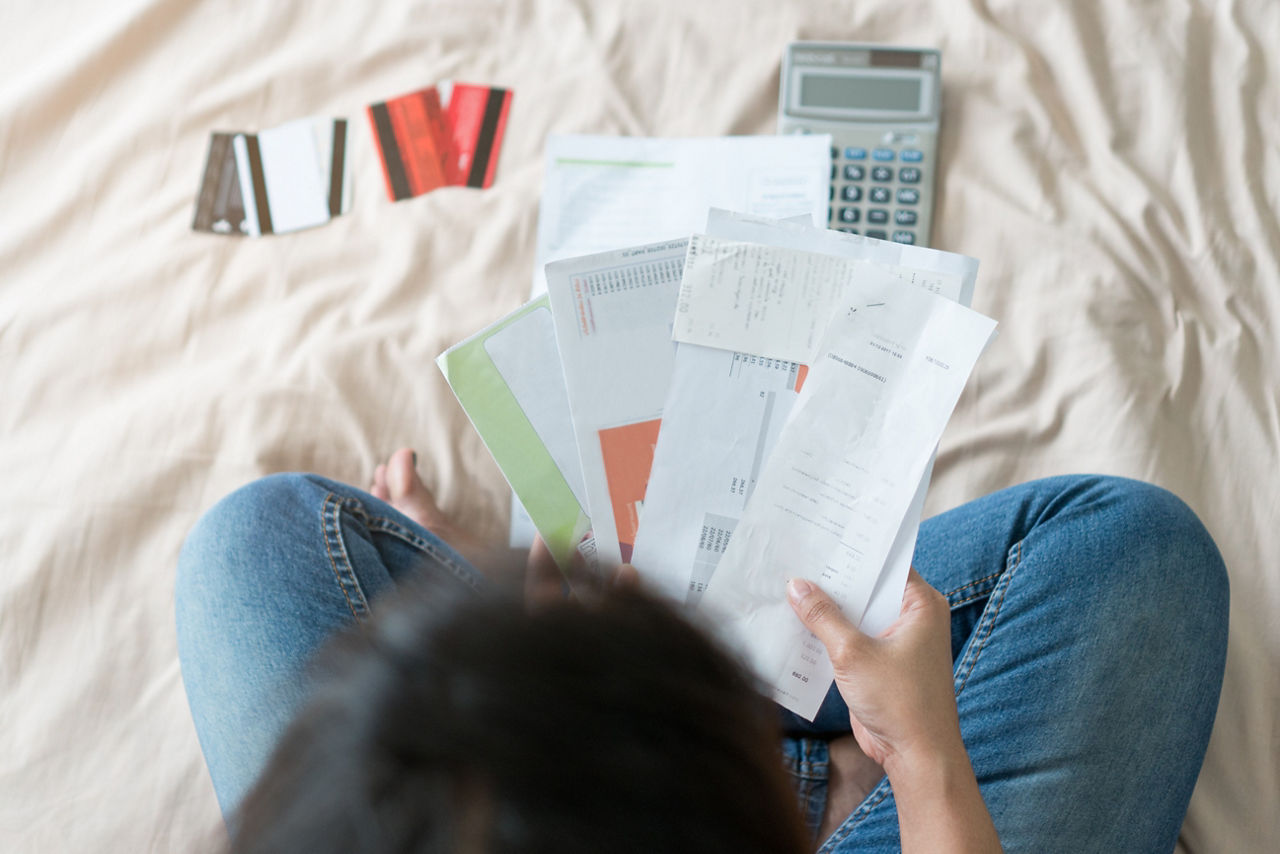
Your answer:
[231,583,808,854]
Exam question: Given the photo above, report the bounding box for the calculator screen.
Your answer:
[799,74,923,112]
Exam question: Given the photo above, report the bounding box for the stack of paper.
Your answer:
[498,133,833,545]
[664,220,994,718]
[438,139,996,721]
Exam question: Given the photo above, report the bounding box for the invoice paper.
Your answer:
[632,260,936,610]
[510,139,828,546]
[696,211,979,635]
[544,238,690,566]
[632,214,977,624]
[629,346,808,604]
[531,136,830,295]
[698,283,997,721]
[704,209,978,304]
[673,233,967,364]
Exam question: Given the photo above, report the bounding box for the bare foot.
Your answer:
[369,448,490,568]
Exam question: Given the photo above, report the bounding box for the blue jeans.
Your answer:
[175,474,1227,852]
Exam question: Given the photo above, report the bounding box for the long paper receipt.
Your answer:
[697,277,997,721]
[673,234,963,364]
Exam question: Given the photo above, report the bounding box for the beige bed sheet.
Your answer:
[1,0,1276,850]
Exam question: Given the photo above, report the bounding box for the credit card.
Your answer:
[367,87,452,201]
[192,132,248,235]
[443,83,513,189]
[233,117,350,236]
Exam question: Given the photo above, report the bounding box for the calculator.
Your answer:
[778,42,942,246]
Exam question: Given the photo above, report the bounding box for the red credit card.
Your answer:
[367,87,452,201]
[445,84,512,189]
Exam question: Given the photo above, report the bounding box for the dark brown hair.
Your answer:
[230,583,808,854]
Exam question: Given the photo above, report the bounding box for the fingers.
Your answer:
[904,567,932,594]
[525,536,566,607]
[612,563,640,588]
[787,578,869,662]
[525,535,641,608]
[900,567,949,617]
[526,535,558,577]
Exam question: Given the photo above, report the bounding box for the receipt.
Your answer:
[690,212,979,636]
[697,281,996,720]
[703,209,978,304]
[635,216,977,619]
[673,234,964,364]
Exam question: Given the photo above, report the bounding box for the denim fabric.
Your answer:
[782,475,1229,853]
[176,474,1228,852]
[174,474,484,817]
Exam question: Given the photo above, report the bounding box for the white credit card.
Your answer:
[234,117,350,236]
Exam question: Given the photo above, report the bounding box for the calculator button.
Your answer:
[838,227,859,234]
[843,147,867,160]
[894,210,917,225]
[842,164,865,181]
[867,209,889,224]
[873,148,895,161]
[828,185,834,201]
[831,163,837,180]
[868,186,890,204]
[838,207,860,223]
[871,166,893,182]
[840,185,862,202]
[899,167,921,183]
[900,149,924,162]
[828,206,834,222]
[892,230,916,244]
[831,146,839,159]
[896,188,920,205]
[865,229,887,240]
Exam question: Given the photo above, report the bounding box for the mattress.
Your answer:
[1,0,1275,850]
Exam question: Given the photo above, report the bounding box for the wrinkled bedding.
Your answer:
[1,1,1276,850]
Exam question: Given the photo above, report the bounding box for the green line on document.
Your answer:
[554,158,676,168]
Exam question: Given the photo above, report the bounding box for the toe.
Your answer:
[371,464,390,500]
[386,449,442,513]
[380,448,490,570]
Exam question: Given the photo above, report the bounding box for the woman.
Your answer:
[175,449,1228,852]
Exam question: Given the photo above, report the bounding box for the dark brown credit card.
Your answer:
[192,132,247,235]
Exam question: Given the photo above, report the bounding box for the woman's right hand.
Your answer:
[786,569,961,778]
[788,570,1001,853]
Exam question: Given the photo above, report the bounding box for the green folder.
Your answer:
[436,296,592,572]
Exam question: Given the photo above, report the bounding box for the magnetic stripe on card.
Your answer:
[467,87,508,188]
[243,133,274,235]
[328,119,347,216]
[368,102,411,201]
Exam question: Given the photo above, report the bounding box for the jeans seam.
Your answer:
[790,761,830,778]
[950,588,994,609]
[818,777,894,851]
[819,543,1025,851]
[944,568,1002,602]
[321,492,372,621]
[955,538,1023,696]
[363,515,484,593]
